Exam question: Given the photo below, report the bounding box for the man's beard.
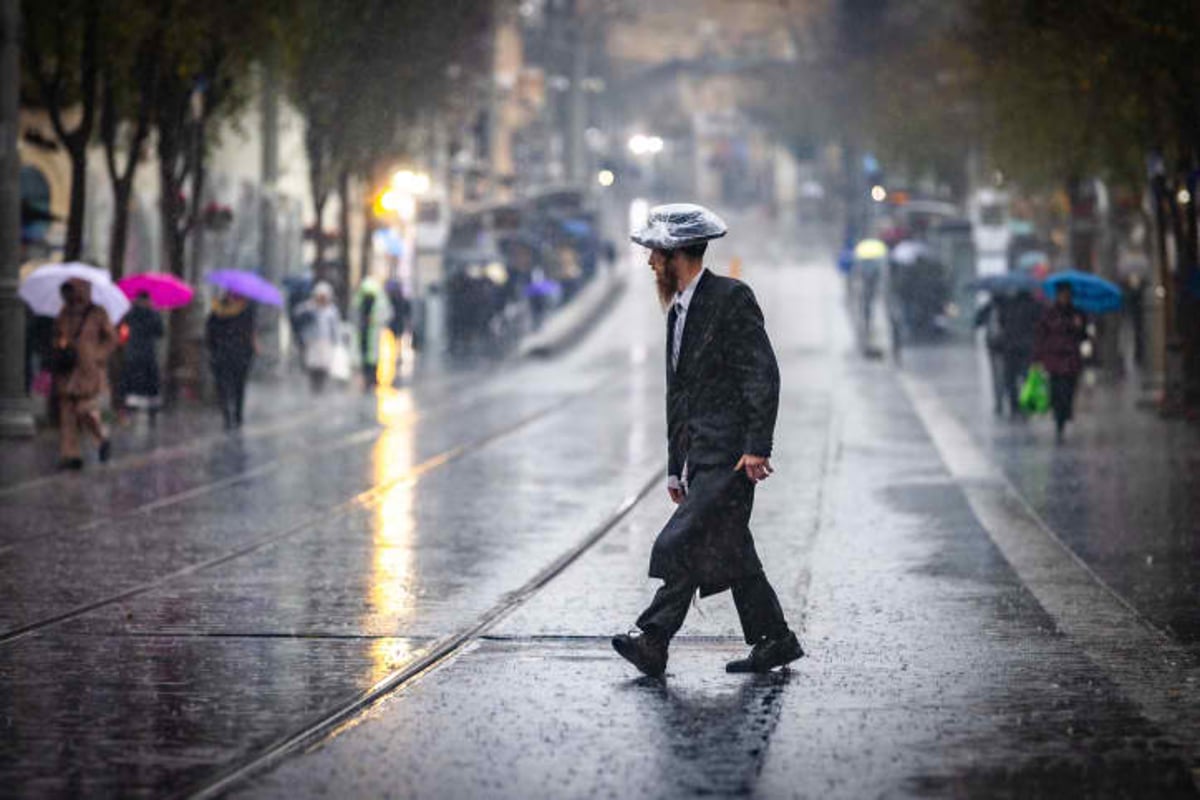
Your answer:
[654,262,678,311]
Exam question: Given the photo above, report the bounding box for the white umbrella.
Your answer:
[890,240,931,266]
[18,262,131,322]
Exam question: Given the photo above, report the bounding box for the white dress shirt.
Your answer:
[667,268,707,492]
[671,267,706,372]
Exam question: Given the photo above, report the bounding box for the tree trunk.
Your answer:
[107,180,132,278]
[25,0,99,262]
[360,191,375,284]
[337,167,351,294]
[64,146,88,261]
[101,41,157,279]
[311,193,327,278]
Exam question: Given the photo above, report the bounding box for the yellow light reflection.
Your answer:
[367,398,419,682]
[377,328,397,389]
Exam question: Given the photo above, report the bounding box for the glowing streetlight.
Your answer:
[391,169,431,196]
[627,134,664,156]
[870,185,888,203]
[597,169,615,187]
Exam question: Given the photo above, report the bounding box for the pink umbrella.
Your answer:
[117,272,194,310]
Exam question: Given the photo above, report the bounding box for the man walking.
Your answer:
[613,203,803,677]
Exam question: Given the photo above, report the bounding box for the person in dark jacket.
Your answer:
[1034,283,1088,442]
[612,203,802,677]
[118,292,164,423]
[205,292,256,430]
[974,289,1042,418]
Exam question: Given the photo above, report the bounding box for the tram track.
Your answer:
[180,466,663,800]
[0,366,638,645]
[0,365,496,501]
[0,364,617,554]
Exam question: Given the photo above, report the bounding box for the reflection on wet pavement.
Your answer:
[4,243,1200,797]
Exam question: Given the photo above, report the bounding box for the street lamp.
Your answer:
[392,169,431,197]
[627,134,664,156]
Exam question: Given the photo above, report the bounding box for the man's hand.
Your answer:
[734,454,774,483]
[667,475,686,505]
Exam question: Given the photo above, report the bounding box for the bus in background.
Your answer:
[970,188,1011,276]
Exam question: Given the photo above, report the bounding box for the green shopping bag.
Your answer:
[1019,365,1050,415]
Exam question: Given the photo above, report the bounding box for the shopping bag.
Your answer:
[1019,365,1051,415]
[329,333,352,382]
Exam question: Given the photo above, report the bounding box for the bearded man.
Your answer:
[612,203,803,677]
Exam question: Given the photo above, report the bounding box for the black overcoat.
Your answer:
[119,305,164,398]
[650,269,781,595]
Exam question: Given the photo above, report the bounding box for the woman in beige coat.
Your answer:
[53,278,116,469]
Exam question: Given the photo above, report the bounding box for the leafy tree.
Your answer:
[22,0,99,261]
[282,0,494,294]
[98,2,161,277]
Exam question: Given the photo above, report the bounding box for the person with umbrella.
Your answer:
[53,279,117,469]
[118,292,165,424]
[611,203,803,677]
[975,288,1043,418]
[205,291,257,430]
[1034,283,1089,442]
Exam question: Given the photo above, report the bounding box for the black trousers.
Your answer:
[636,571,790,646]
[1050,373,1078,430]
[212,360,250,428]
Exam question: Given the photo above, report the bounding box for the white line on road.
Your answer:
[899,370,1200,776]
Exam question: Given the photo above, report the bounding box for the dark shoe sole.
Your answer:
[726,640,805,673]
[612,636,667,678]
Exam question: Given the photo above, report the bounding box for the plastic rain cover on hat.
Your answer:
[630,203,728,250]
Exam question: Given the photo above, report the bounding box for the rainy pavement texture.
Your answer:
[3,229,1199,798]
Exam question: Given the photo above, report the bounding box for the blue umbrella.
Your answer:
[1043,270,1122,314]
[968,271,1040,295]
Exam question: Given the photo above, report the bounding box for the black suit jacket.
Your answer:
[666,270,780,477]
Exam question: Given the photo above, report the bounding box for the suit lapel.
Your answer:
[666,303,678,384]
[676,270,714,379]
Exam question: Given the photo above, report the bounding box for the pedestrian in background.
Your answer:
[53,279,116,469]
[975,289,1042,418]
[205,291,256,430]
[354,276,391,391]
[612,203,802,678]
[118,291,164,424]
[296,281,341,393]
[1034,283,1088,442]
[386,279,411,380]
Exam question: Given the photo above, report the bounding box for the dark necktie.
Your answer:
[668,300,684,371]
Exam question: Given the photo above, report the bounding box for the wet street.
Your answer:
[3,230,1199,799]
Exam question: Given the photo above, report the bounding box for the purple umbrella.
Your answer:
[206,269,283,307]
[524,278,560,298]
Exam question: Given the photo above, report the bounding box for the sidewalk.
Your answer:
[0,349,491,492]
[903,337,1200,650]
[1,272,629,491]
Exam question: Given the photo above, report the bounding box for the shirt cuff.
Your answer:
[667,475,683,492]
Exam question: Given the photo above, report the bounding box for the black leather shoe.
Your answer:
[612,631,668,677]
[98,439,112,463]
[57,458,84,471]
[726,631,803,673]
